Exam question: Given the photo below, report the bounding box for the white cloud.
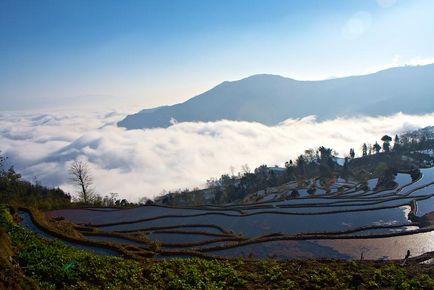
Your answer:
[407,56,434,66]
[1,110,433,202]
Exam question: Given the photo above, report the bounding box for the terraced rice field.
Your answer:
[22,168,434,260]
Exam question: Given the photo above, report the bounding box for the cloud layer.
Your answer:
[1,110,433,201]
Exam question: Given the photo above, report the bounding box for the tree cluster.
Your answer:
[159,146,340,205]
[357,133,434,158]
[0,151,71,209]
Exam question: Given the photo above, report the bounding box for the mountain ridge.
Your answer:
[118,64,434,129]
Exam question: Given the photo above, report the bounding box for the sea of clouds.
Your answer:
[1,109,433,202]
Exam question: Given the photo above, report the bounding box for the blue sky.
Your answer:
[1,0,434,110]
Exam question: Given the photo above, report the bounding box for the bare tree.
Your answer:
[69,160,95,204]
[241,164,251,174]
[229,165,235,177]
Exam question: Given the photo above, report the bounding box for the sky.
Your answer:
[1,0,434,110]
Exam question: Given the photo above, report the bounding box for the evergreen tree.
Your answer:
[362,143,368,157]
[373,142,381,154]
[393,134,400,151]
[381,135,392,152]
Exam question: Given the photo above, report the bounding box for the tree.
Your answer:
[0,151,21,182]
[393,134,400,152]
[303,149,316,163]
[341,157,350,181]
[241,164,251,174]
[285,160,293,168]
[285,160,295,181]
[319,146,333,160]
[374,162,396,190]
[290,189,300,198]
[381,135,392,152]
[254,165,269,190]
[229,166,235,177]
[362,143,368,157]
[373,142,381,154]
[349,148,355,159]
[0,151,6,172]
[296,155,306,178]
[319,163,332,179]
[69,160,95,204]
[103,192,119,206]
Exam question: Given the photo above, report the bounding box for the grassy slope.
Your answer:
[0,206,433,290]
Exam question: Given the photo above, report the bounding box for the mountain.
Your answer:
[118,64,434,129]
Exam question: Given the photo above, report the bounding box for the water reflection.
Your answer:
[314,231,434,260]
[99,207,411,237]
[416,197,434,216]
[210,240,351,259]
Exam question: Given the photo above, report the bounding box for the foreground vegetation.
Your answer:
[1,206,433,289]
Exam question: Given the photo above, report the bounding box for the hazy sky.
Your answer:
[1,0,434,110]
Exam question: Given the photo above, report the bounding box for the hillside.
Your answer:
[119,64,434,129]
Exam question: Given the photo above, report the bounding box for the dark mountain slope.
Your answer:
[119,64,434,129]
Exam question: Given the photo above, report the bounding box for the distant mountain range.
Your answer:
[118,64,434,129]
